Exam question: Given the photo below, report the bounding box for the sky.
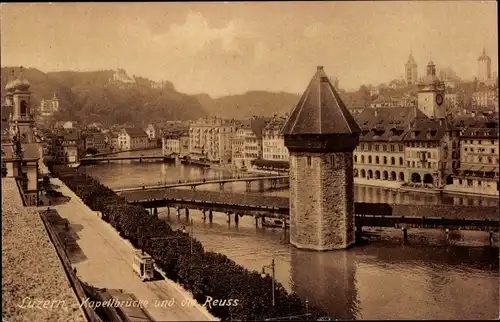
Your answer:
[1,2,498,97]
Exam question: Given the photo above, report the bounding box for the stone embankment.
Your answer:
[1,178,85,322]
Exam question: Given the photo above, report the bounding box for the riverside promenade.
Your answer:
[1,178,86,322]
[50,176,218,321]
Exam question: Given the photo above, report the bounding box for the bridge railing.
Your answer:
[115,173,288,191]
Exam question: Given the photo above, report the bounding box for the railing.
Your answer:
[15,177,28,207]
[40,211,103,322]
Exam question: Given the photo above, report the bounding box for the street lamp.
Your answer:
[261,258,275,307]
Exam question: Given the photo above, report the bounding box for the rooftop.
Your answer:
[123,127,149,138]
[281,66,361,135]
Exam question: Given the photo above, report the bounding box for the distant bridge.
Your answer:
[113,175,289,192]
[118,189,499,232]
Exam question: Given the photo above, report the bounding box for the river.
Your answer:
[80,152,499,320]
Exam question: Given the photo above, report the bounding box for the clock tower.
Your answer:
[417,60,445,119]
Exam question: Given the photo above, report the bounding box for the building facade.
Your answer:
[145,124,157,140]
[232,118,268,169]
[84,132,110,154]
[162,133,189,155]
[450,125,499,195]
[118,128,150,151]
[472,88,497,108]
[262,115,289,162]
[40,93,60,116]
[188,118,235,163]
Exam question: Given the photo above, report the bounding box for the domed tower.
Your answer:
[7,68,34,143]
[417,60,445,119]
[282,66,361,251]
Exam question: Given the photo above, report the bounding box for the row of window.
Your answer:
[406,160,439,169]
[463,156,498,164]
[359,143,404,152]
[463,139,496,145]
[463,147,496,154]
[355,155,404,166]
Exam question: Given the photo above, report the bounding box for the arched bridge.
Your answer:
[114,174,290,192]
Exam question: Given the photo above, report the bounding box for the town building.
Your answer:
[110,68,136,84]
[402,117,461,188]
[405,52,418,85]
[162,131,189,156]
[477,48,492,83]
[188,117,235,163]
[262,115,289,162]
[232,117,268,169]
[417,60,446,119]
[84,132,111,154]
[39,93,60,116]
[282,66,361,251]
[472,87,497,108]
[118,128,150,151]
[450,124,499,196]
[145,123,157,140]
[354,107,420,187]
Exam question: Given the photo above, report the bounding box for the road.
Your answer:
[50,177,217,321]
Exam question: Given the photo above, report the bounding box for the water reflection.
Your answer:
[290,248,359,320]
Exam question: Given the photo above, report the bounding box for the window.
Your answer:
[491,140,495,145]
[375,144,379,151]
[488,157,492,164]
[412,161,415,167]
[467,179,473,186]
[383,156,387,164]
[382,145,387,152]
[361,155,365,163]
[492,149,495,154]
[307,156,312,167]
[478,140,482,144]
[464,147,468,151]
[459,179,462,185]
[470,148,474,152]
[400,157,403,165]
[478,157,483,163]
[354,155,357,163]
[376,156,379,164]
[368,156,372,163]
[390,145,395,152]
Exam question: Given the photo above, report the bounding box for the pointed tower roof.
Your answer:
[282,66,360,135]
[478,47,490,61]
[406,52,416,65]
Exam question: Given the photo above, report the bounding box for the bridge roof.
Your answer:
[281,66,361,136]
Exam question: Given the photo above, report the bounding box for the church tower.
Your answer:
[477,48,492,82]
[405,52,418,85]
[417,60,445,119]
[282,66,361,251]
[6,68,35,143]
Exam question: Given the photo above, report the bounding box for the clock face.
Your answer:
[436,93,444,106]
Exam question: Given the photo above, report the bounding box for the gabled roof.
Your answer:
[281,66,361,135]
[123,128,148,138]
[403,118,458,142]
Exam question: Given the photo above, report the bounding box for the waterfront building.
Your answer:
[84,132,110,154]
[118,128,150,151]
[262,115,289,162]
[282,66,361,251]
[232,117,268,169]
[417,60,446,119]
[188,117,235,163]
[39,93,60,116]
[162,131,189,155]
[450,124,499,195]
[353,107,421,186]
[405,52,418,85]
[477,48,492,83]
[403,116,461,187]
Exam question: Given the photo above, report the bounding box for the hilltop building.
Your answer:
[40,93,60,116]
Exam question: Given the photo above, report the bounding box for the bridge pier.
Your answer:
[191,185,196,191]
[271,179,277,190]
[185,208,190,221]
[282,217,287,231]
[139,158,142,163]
[355,223,363,243]
[402,227,408,244]
[227,212,231,224]
[219,182,225,192]
[209,210,213,223]
[262,216,266,226]
[255,216,259,228]
[234,213,239,225]
[153,207,158,216]
[177,207,181,218]
[245,181,252,193]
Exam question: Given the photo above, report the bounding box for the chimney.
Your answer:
[374,110,378,117]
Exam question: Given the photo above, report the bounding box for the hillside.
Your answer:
[195,91,301,119]
[0,67,208,126]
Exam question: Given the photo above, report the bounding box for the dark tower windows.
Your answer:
[20,101,27,116]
